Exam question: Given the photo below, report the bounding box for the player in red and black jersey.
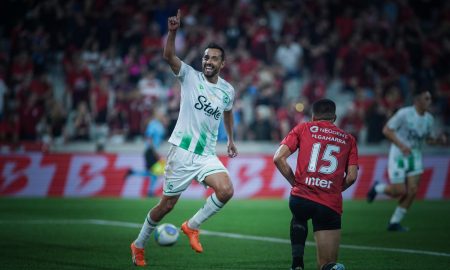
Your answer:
[274,99,358,270]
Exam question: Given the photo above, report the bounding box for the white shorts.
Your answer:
[163,145,229,196]
[388,149,423,184]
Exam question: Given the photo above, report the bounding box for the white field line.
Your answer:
[1,219,450,258]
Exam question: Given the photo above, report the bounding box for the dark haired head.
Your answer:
[312,99,336,121]
[413,88,430,98]
[205,43,225,61]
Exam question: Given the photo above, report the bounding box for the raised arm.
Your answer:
[163,9,182,74]
[223,110,237,158]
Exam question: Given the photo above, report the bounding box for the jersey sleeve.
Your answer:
[387,108,407,130]
[224,85,235,111]
[175,61,193,83]
[280,124,304,153]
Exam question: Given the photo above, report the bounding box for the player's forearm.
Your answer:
[163,31,177,61]
[273,145,295,186]
[223,111,234,142]
[383,126,408,150]
[342,165,358,191]
[342,176,356,191]
[274,159,296,186]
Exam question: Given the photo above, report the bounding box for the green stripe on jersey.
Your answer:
[180,134,192,150]
[408,154,415,171]
[194,131,207,155]
[397,157,404,168]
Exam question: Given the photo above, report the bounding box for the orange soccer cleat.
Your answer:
[181,221,203,253]
[130,242,147,267]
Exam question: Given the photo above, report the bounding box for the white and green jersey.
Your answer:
[387,106,436,155]
[168,61,234,156]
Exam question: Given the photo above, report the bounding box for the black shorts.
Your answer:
[289,195,341,232]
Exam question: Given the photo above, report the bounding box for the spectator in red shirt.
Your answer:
[27,71,53,106]
[42,99,67,145]
[18,93,44,141]
[381,85,404,117]
[142,22,163,61]
[237,49,260,79]
[335,7,354,43]
[90,76,111,125]
[0,109,19,143]
[339,103,364,142]
[334,35,364,91]
[66,54,93,110]
[10,51,34,88]
[69,101,92,141]
[302,75,327,104]
[273,99,358,270]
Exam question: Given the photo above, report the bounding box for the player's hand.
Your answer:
[400,145,411,156]
[227,141,238,158]
[168,9,181,32]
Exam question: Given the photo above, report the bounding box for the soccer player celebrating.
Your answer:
[367,89,448,231]
[130,9,238,266]
[274,99,358,270]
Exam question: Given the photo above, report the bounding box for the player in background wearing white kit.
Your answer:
[367,88,448,232]
[130,9,238,266]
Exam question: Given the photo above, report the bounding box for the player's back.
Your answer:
[291,120,358,214]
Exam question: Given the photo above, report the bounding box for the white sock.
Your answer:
[375,183,386,194]
[134,214,158,248]
[188,193,224,229]
[390,206,407,224]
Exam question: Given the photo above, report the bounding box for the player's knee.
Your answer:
[216,184,234,202]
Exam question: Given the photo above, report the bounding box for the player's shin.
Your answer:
[134,214,158,248]
[188,193,224,229]
[290,217,307,269]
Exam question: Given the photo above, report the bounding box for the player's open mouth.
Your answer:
[205,66,213,72]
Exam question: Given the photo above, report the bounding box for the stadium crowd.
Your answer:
[0,0,449,150]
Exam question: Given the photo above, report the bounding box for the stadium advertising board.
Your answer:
[1,153,449,199]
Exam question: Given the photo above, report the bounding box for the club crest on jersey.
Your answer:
[194,95,222,120]
[310,126,319,133]
[223,94,230,105]
[198,84,205,91]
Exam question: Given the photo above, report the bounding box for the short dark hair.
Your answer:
[413,88,430,97]
[312,99,336,120]
[205,43,225,61]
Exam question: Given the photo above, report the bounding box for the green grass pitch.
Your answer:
[0,198,449,270]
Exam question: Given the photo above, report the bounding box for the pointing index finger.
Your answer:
[176,9,181,20]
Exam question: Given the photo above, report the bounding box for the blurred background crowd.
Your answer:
[0,0,449,151]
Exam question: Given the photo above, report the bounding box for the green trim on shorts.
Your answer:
[163,188,187,195]
[197,168,226,182]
